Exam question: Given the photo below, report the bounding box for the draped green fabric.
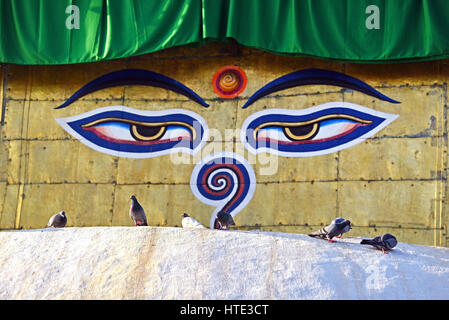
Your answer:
[203,0,449,62]
[0,0,203,65]
[1,0,449,65]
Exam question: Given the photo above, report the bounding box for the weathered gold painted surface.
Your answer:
[0,43,447,246]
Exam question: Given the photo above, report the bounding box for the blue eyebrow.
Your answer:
[242,68,400,109]
[55,69,209,109]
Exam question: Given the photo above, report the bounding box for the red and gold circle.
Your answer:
[212,66,247,98]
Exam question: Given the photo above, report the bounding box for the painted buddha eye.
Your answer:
[241,102,398,157]
[81,119,194,144]
[256,114,371,143]
[56,106,208,158]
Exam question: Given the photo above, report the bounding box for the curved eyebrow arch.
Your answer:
[242,68,400,109]
[55,69,209,109]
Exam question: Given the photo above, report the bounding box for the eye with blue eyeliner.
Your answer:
[56,106,208,158]
[54,69,210,158]
[241,103,399,157]
[240,68,400,157]
[81,118,195,145]
[254,114,372,144]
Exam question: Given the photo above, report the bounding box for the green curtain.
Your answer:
[1,0,449,65]
[0,0,203,64]
[203,0,449,62]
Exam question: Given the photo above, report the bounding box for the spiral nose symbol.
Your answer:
[190,152,256,228]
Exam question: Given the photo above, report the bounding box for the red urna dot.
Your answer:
[212,66,247,98]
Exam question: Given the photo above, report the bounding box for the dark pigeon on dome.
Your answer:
[360,233,398,254]
[47,211,67,228]
[214,211,235,230]
[309,217,352,242]
[129,195,148,226]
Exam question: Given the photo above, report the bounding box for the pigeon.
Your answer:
[181,213,206,228]
[360,233,398,254]
[308,217,351,242]
[47,211,67,228]
[129,195,148,226]
[214,211,235,230]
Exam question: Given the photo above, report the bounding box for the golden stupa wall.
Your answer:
[0,43,447,247]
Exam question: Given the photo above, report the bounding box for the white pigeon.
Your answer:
[181,213,206,228]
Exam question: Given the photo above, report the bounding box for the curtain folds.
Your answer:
[1,0,448,65]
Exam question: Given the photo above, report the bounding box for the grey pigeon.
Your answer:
[308,217,351,242]
[360,233,398,254]
[47,211,67,228]
[214,211,235,230]
[181,213,206,228]
[129,195,148,226]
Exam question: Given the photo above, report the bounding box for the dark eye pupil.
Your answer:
[135,125,162,137]
[286,124,316,137]
[131,124,166,141]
